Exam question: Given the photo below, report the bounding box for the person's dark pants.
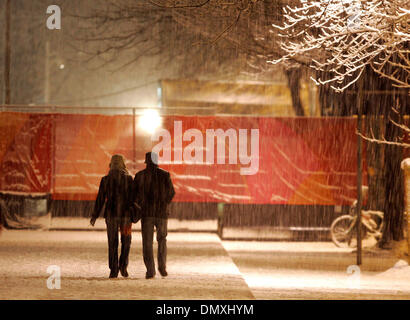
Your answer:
[141,217,168,276]
[106,218,132,274]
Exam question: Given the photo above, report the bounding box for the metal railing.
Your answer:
[1,105,218,116]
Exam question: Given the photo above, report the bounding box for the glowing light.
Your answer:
[138,109,162,134]
[59,64,65,70]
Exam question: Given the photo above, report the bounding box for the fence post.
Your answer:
[356,76,364,266]
[133,108,136,172]
[217,203,224,239]
[401,158,410,264]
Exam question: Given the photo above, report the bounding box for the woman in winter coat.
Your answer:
[90,154,134,278]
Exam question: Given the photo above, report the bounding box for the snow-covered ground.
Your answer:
[0,230,252,300]
[223,241,410,300]
[48,217,218,232]
[1,229,409,300]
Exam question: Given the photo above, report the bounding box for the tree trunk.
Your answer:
[379,109,405,247]
[285,69,305,116]
[365,115,385,211]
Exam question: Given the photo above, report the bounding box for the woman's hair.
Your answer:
[109,154,129,178]
[109,154,127,172]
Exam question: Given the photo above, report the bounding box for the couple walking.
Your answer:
[90,152,175,279]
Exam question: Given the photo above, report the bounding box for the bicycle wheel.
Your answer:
[330,215,356,248]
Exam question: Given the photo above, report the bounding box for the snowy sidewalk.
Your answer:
[1,230,409,300]
[0,230,254,300]
[223,241,410,299]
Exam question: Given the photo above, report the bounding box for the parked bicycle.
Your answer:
[330,201,384,248]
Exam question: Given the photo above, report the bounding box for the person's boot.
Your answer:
[159,269,168,277]
[120,267,129,278]
[109,269,119,279]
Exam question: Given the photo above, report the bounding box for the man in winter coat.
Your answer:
[90,154,134,279]
[133,152,175,279]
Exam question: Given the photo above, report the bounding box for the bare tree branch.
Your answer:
[357,130,409,148]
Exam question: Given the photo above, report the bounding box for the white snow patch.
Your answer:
[401,158,410,170]
[377,259,410,279]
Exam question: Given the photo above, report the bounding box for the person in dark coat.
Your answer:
[133,152,175,279]
[90,154,134,279]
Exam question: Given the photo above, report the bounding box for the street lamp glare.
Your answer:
[138,109,162,134]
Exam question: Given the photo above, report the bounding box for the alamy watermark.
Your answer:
[46,5,61,30]
[346,265,361,289]
[46,265,61,290]
[150,121,260,175]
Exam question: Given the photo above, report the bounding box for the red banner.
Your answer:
[0,112,365,205]
[0,112,51,194]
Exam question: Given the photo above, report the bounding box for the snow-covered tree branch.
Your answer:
[269,0,410,92]
[266,0,409,246]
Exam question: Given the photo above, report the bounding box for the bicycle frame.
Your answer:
[346,210,384,239]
